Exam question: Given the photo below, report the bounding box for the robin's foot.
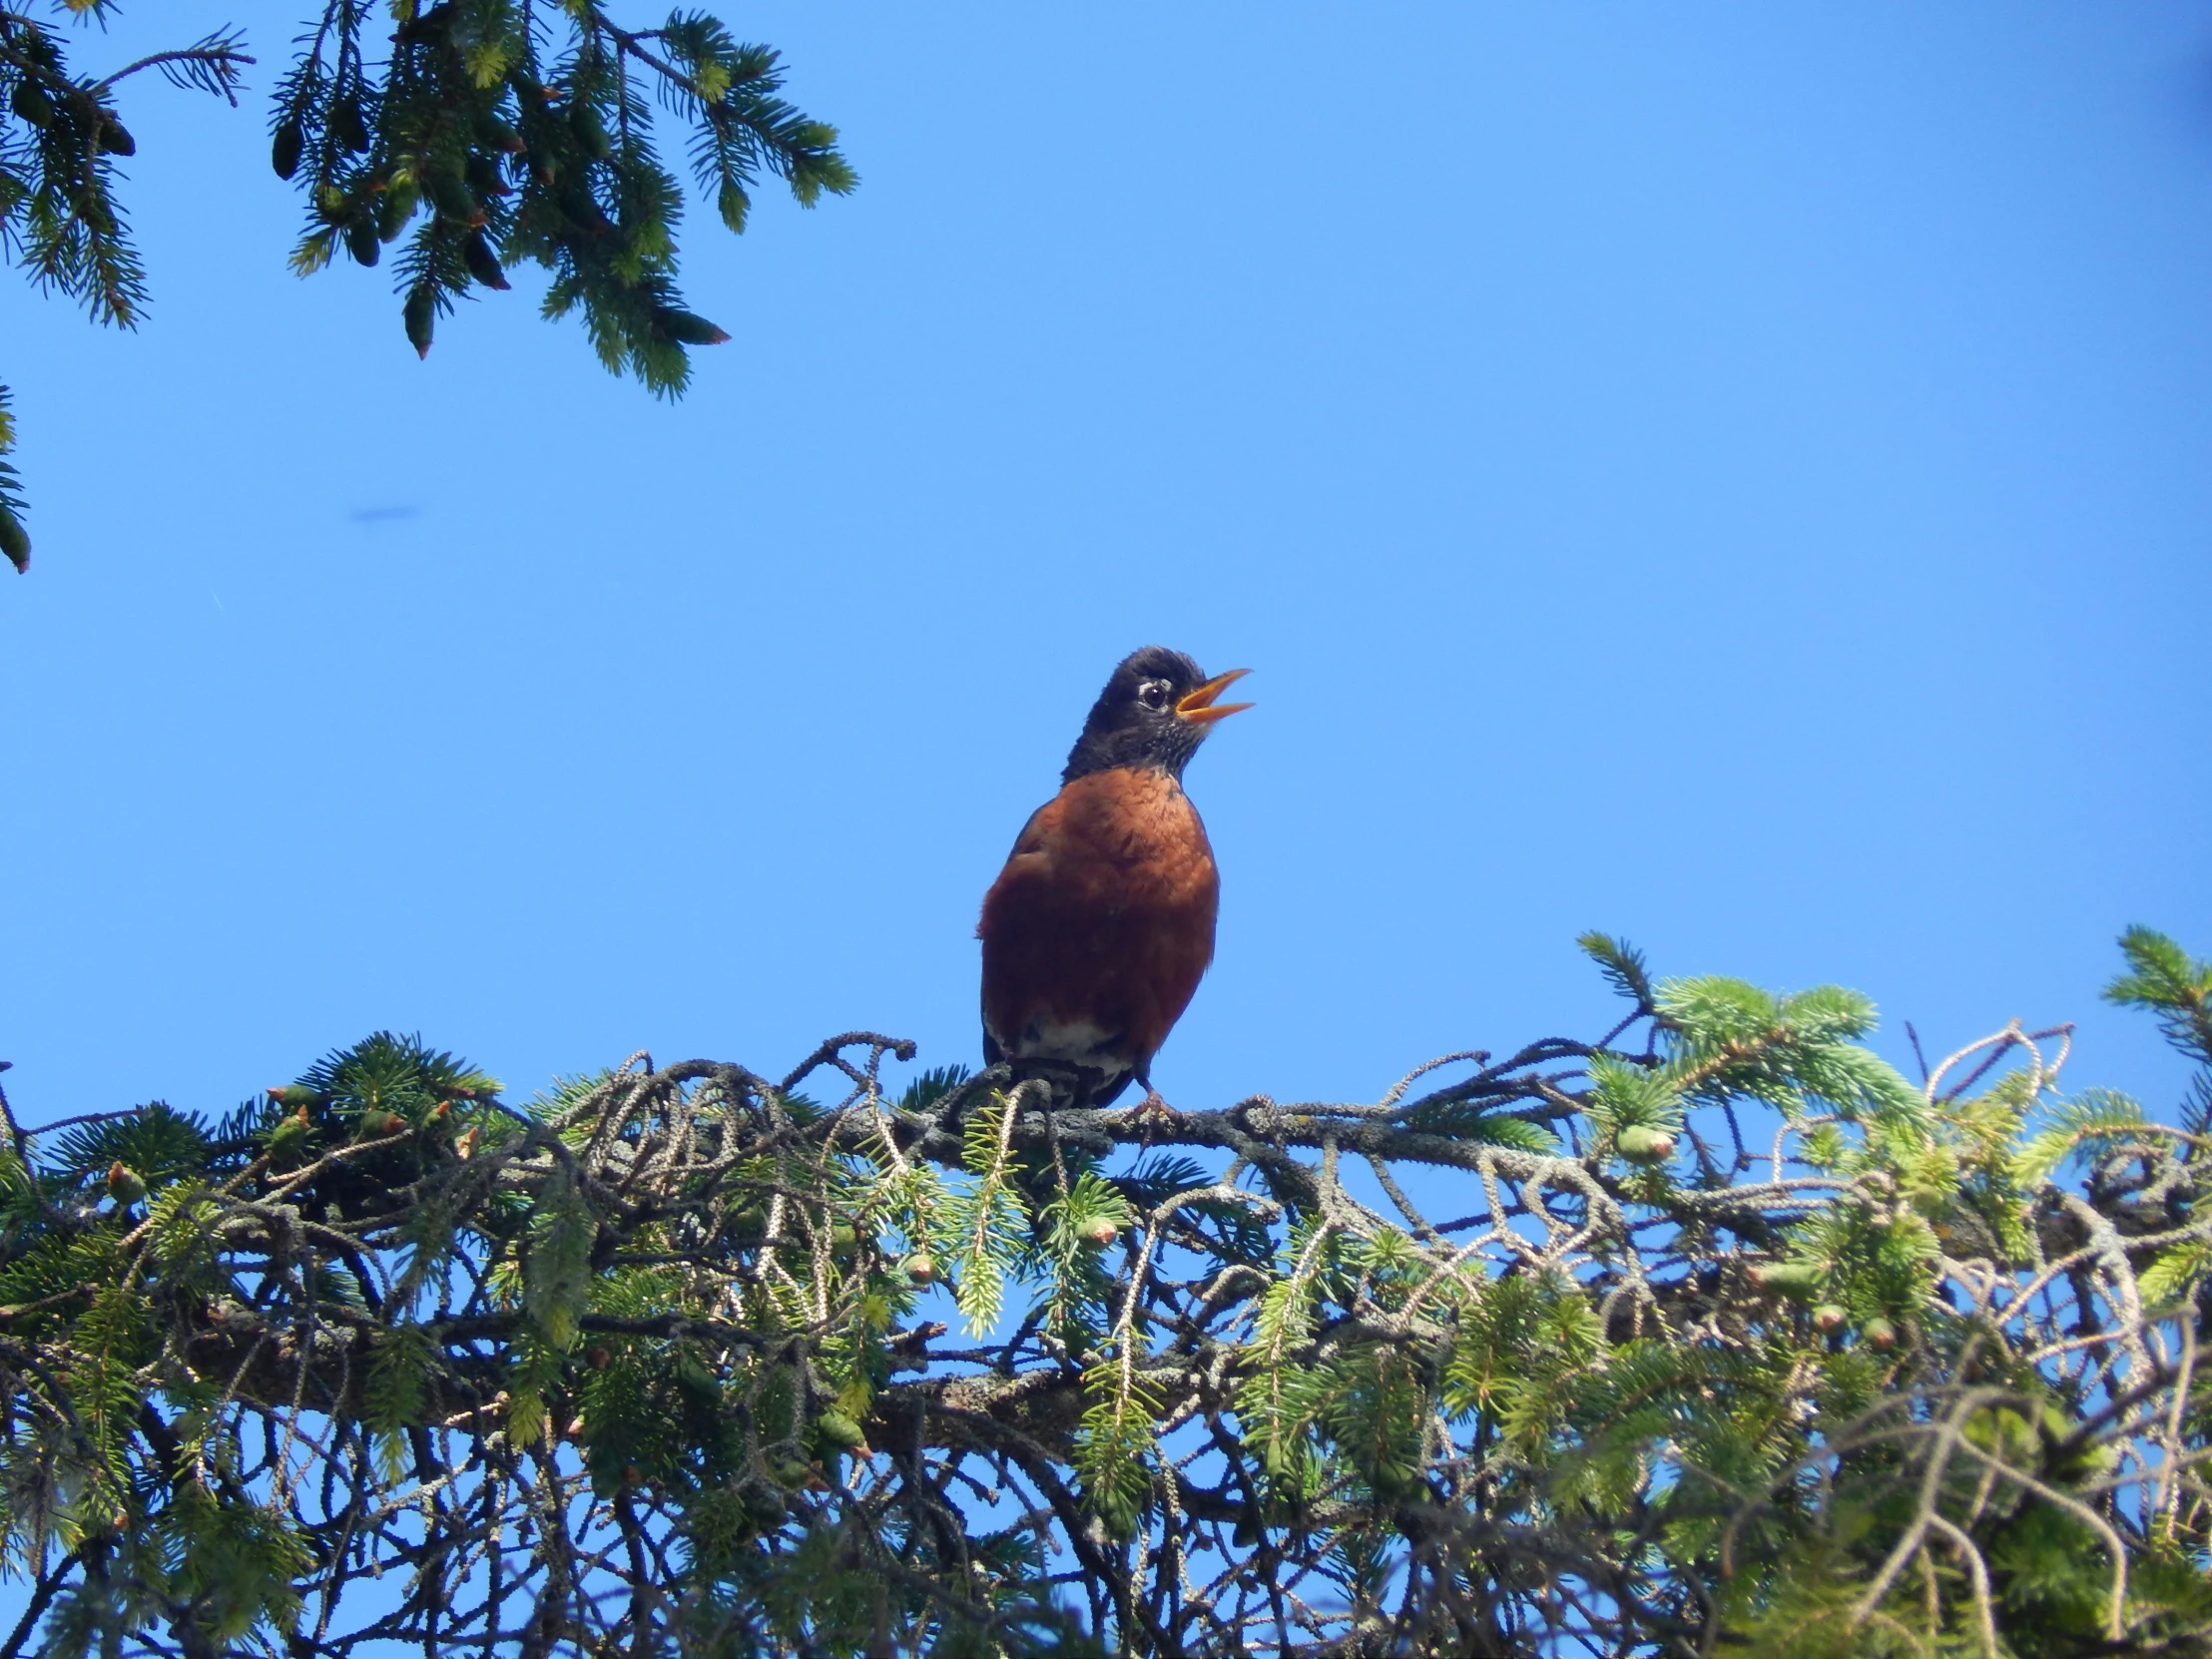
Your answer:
[1130,1089,1181,1130]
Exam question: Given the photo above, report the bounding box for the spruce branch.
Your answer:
[1,0,848,577]
[2,936,2210,1654]
[91,32,254,102]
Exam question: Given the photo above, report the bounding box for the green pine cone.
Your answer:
[403,286,436,358]
[1748,1261,1824,1298]
[462,231,510,290]
[96,117,134,157]
[345,220,380,268]
[657,309,730,347]
[464,152,511,199]
[0,508,28,574]
[558,184,610,235]
[12,79,55,130]
[329,98,369,154]
[375,180,418,242]
[271,121,304,180]
[569,102,611,162]
[421,169,481,227]
[268,1110,314,1167]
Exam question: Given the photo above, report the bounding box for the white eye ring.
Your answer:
[1138,680,1170,708]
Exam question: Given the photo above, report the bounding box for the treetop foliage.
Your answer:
[0,0,855,571]
[2,929,2209,1655]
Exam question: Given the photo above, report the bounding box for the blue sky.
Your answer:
[3,2,2209,1136]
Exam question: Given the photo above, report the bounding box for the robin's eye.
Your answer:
[1137,681,1170,709]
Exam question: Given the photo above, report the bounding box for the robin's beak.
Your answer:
[1176,668,1254,726]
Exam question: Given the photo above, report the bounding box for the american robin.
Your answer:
[978,647,1252,1109]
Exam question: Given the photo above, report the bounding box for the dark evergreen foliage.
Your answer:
[0,0,852,572]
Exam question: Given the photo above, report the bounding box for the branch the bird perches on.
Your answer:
[2,943,2209,1657]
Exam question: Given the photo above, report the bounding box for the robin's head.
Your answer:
[1063,646,1252,783]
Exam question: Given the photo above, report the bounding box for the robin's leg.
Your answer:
[1128,1063,1180,1129]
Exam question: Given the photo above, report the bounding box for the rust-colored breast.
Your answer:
[977,766,1220,1080]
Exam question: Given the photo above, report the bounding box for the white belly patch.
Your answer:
[1016,1016,1129,1071]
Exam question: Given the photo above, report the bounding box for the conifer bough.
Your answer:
[0,0,855,573]
[3,932,2211,1655]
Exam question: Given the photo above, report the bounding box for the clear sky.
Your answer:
[3,2,2209,1137]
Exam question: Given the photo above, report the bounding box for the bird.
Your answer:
[977,646,1252,1110]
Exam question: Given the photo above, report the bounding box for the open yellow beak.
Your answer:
[1176,668,1254,726]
